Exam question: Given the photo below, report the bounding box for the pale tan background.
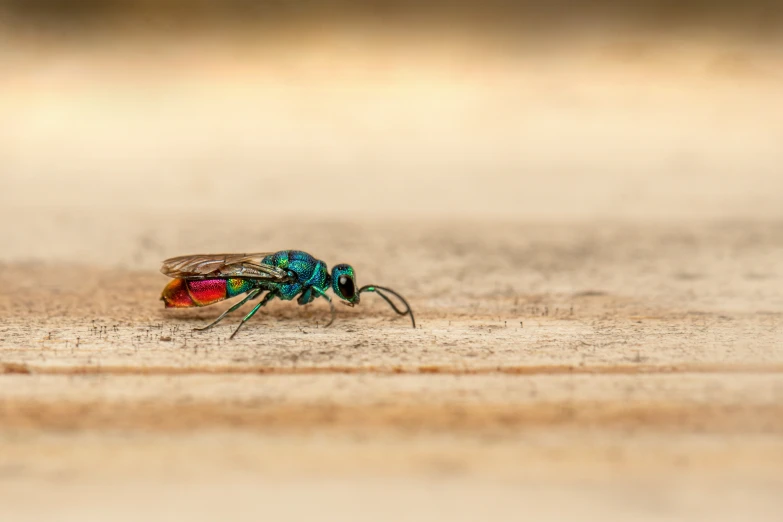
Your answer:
[0,1,782,521]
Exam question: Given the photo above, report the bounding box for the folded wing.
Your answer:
[160,253,292,282]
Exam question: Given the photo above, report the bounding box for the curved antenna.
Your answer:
[358,285,416,328]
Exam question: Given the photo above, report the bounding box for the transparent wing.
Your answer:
[160,253,292,282]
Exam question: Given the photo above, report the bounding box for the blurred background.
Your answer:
[1,0,782,225]
[2,3,783,522]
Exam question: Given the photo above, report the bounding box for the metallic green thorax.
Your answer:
[261,250,336,303]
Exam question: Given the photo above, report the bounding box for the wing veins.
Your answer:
[160,253,292,283]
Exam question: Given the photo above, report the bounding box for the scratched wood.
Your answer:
[2,7,783,519]
[1,213,781,522]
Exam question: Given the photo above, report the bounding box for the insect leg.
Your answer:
[194,287,262,332]
[312,287,336,327]
[297,288,315,305]
[229,290,278,340]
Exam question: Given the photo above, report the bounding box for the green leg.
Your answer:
[312,287,336,327]
[194,288,261,332]
[229,290,277,340]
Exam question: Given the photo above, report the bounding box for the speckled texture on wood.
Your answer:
[2,10,783,518]
[0,213,782,522]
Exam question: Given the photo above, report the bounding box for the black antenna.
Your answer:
[358,285,416,328]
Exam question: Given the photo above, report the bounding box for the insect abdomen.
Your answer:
[161,278,254,308]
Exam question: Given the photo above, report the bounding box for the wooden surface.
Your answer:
[1,215,781,521]
[1,13,782,519]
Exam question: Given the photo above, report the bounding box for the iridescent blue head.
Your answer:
[331,263,360,305]
[330,262,416,328]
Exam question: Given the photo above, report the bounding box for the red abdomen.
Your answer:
[161,278,227,307]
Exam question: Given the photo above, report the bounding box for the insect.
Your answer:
[160,250,415,339]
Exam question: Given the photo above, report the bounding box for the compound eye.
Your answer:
[338,275,355,300]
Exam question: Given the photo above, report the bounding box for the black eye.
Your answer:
[338,275,355,299]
